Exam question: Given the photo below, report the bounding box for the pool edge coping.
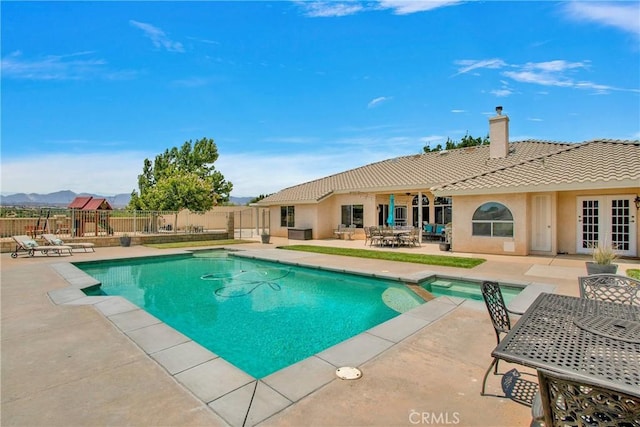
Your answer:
[46,250,554,426]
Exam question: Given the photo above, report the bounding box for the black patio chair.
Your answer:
[537,368,639,426]
[480,281,538,407]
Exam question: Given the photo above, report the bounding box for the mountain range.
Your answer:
[0,191,253,208]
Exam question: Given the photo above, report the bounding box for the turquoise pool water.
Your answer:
[76,250,424,378]
[421,277,522,304]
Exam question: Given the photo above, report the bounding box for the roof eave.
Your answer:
[432,179,640,197]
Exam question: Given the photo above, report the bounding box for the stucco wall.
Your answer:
[556,188,639,256]
[452,193,528,256]
[453,187,639,257]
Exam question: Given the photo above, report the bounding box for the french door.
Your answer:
[577,196,637,257]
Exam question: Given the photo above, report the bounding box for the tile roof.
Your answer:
[257,140,578,205]
[432,140,639,195]
[68,196,113,210]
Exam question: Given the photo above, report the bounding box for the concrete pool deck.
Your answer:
[2,237,639,426]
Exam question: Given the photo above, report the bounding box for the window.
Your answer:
[280,206,295,227]
[434,197,452,225]
[412,195,429,227]
[472,202,514,237]
[341,204,364,228]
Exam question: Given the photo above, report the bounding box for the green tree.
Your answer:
[129,138,233,211]
[423,132,490,153]
[249,194,273,204]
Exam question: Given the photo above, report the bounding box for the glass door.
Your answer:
[577,196,637,256]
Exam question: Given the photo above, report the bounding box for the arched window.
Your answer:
[472,202,514,237]
[412,195,429,206]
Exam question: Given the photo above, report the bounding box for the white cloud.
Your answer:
[452,59,507,76]
[503,70,573,87]
[528,59,589,72]
[490,88,513,97]
[299,0,460,17]
[367,96,392,108]
[453,58,635,95]
[501,60,634,94]
[130,20,185,52]
[562,2,640,36]
[377,0,460,15]
[300,2,364,17]
[1,50,110,80]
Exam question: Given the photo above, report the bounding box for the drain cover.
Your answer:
[336,367,362,380]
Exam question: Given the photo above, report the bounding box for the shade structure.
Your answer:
[387,194,395,226]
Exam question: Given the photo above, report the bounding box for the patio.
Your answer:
[2,237,638,426]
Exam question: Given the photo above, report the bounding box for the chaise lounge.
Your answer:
[42,233,95,253]
[11,235,73,258]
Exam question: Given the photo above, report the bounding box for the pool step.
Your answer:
[406,284,436,302]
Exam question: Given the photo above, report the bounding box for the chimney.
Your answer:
[489,106,509,159]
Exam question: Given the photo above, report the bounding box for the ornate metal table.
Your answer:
[492,293,640,396]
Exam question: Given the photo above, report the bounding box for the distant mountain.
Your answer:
[0,191,254,208]
[230,196,254,206]
[0,191,130,208]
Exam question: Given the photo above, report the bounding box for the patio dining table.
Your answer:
[373,228,412,247]
[492,293,640,396]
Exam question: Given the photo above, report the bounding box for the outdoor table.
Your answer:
[492,292,640,396]
[377,228,411,247]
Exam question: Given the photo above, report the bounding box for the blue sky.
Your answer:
[2,1,639,198]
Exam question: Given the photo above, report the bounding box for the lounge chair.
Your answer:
[11,235,73,258]
[42,233,95,253]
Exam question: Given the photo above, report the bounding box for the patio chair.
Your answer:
[11,235,73,258]
[481,281,538,406]
[399,227,420,247]
[537,368,640,426]
[381,227,398,247]
[369,227,383,246]
[363,226,371,245]
[578,274,640,306]
[42,233,95,253]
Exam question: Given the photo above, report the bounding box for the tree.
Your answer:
[423,132,490,153]
[249,194,273,204]
[128,138,233,211]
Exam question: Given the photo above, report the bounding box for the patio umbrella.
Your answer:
[387,194,395,227]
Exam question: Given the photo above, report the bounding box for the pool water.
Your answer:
[76,251,424,378]
[421,277,522,304]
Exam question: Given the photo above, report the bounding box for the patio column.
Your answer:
[254,206,260,236]
[418,191,423,244]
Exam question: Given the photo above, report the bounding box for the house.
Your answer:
[255,108,639,257]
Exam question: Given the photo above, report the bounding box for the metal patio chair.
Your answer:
[537,368,640,426]
[480,281,538,407]
[578,274,640,306]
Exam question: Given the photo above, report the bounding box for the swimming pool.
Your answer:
[421,276,522,304]
[76,250,424,378]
